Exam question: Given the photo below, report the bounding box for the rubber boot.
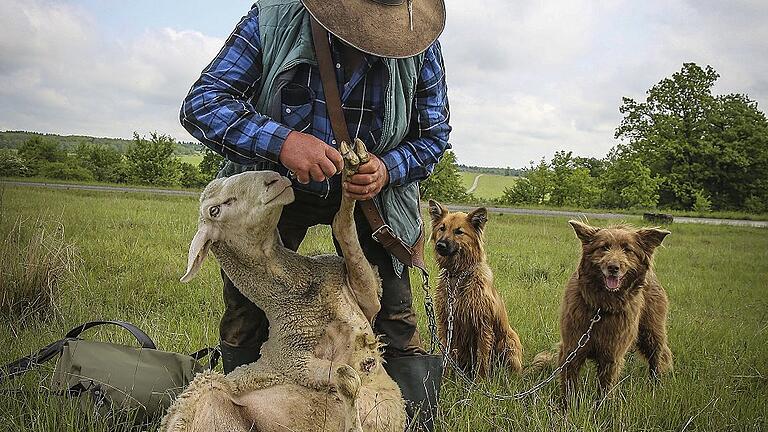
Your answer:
[383,354,443,432]
[220,340,262,374]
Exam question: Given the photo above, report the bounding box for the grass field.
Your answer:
[460,172,518,200]
[1,186,767,431]
[177,153,204,166]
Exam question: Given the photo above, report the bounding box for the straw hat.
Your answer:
[301,0,446,58]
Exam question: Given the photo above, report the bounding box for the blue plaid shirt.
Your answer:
[180,6,451,192]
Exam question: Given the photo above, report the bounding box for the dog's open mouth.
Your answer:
[604,275,622,291]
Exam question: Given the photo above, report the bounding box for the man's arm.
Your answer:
[345,41,451,199]
[180,8,341,183]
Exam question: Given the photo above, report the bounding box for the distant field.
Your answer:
[460,171,519,200]
[177,153,204,166]
[2,185,766,431]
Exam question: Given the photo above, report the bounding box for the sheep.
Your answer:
[160,141,406,432]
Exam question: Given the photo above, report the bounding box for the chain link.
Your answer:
[419,270,439,354]
[442,270,472,368]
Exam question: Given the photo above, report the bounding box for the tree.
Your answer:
[548,151,600,208]
[75,143,127,183]
[0,150,32,177]
[125,132,181,186]
[599,146,660,209]
[615,63,768,211]
[17,137,66,175]
[419,151,467,202]
[199,149,224,181]
[179,162,208,188]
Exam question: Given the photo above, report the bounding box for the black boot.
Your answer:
[220,341,262,374]
[383,354,443,432]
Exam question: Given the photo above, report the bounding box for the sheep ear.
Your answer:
[181,224,215,283]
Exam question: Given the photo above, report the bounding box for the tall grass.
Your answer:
[0,215,78,320]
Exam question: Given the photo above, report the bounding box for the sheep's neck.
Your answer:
[214,229,290,279]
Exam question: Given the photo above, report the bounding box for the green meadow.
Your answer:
[1,186,766,431]
[460,172,518,201]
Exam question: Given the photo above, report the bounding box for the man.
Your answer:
[181,0,450,378]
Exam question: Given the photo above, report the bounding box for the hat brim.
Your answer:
[301,0,446,58]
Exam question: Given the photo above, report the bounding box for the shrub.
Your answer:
[39,159,95,181]
[692,189,713,212]
[75,143,127,183]
[419,151,468,203]
[0,150,32,177]
[502,178,537,205]
[125,132,181,186]
[199,149,224,181]
[179,162,208,188]
[0,217,78,318]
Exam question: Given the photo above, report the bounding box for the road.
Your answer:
[466,174,484,194]
[3,180,767,228]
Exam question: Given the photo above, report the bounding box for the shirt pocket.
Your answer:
[280,83,314,133]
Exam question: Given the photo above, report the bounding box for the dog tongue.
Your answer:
[606,276,620,290]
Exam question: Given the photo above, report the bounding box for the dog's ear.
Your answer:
[569,220,599,244]
[467,207,488,232]
[428,200,447,224]
[180,223,218,283]
[637,228,670,253]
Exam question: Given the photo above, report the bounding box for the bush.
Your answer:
[0,217,78,318]
[75,143,127,183]
[125,132,181,186]
[419,151,468,203]
[199,149,224,181]
[179,162,208,188]
[502,178,537,205]
[0,150,32,177]
[599,150,660,209]
[691,189,713,212]
[39,159,95,181]
[17,137,66,175]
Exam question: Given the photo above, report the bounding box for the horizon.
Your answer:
[1,0,766,168]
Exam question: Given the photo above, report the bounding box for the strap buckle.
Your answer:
[371,224,394,243]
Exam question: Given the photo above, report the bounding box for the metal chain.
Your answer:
[442,308,602,401]
[419,270,439,354]
[442,269,473,368]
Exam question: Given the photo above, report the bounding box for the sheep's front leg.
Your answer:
[335,139,382,323]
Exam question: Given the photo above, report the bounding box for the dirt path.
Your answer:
[466,174,484,194]
[3,180,766,228]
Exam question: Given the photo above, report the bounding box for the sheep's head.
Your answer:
[180,171,294,282]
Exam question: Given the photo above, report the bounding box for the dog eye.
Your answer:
[439,225,446,232]
[209,205,221,218]
[453,228,464,235]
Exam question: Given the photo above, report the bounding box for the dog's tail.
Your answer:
[524,343,560,375]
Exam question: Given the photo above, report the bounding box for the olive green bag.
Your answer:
[0,321,219,424]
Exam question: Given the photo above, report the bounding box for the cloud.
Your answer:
[0,0,222,142]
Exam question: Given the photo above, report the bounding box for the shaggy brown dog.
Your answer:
[428,200,523,378]
[535,220,673,402]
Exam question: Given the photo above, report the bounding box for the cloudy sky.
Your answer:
[1,0,766,168]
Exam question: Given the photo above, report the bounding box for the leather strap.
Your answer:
[310,17,426,272]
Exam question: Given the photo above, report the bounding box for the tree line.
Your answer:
[0,133,221,188]
[421,63,767,214]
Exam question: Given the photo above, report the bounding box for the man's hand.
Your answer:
[343,155,389,200]
[279,131,344,184]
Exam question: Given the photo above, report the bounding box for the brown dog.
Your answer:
[428,200,523,378]
[536,220,673,402]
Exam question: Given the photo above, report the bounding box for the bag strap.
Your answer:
[0,320,156,384]
[65,320,156,349]
[189,346,222,371]
[309,17,427,273]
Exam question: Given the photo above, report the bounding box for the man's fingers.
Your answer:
[356,159,378,174]
[344,181,375,196]
[319,158,337,177]
[347,173,377,186]
[326,147,344,173]
[309,165,326,182]
[295,170,310,184]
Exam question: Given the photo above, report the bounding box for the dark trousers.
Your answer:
[219,189,422,360]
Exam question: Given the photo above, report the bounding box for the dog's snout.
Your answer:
[435,240,456,257]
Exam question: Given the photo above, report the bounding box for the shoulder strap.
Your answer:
[309,17,427,273]
[0,320,156,384]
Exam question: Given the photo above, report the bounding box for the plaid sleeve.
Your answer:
[380,41,452,187]
[179,7,291,165]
